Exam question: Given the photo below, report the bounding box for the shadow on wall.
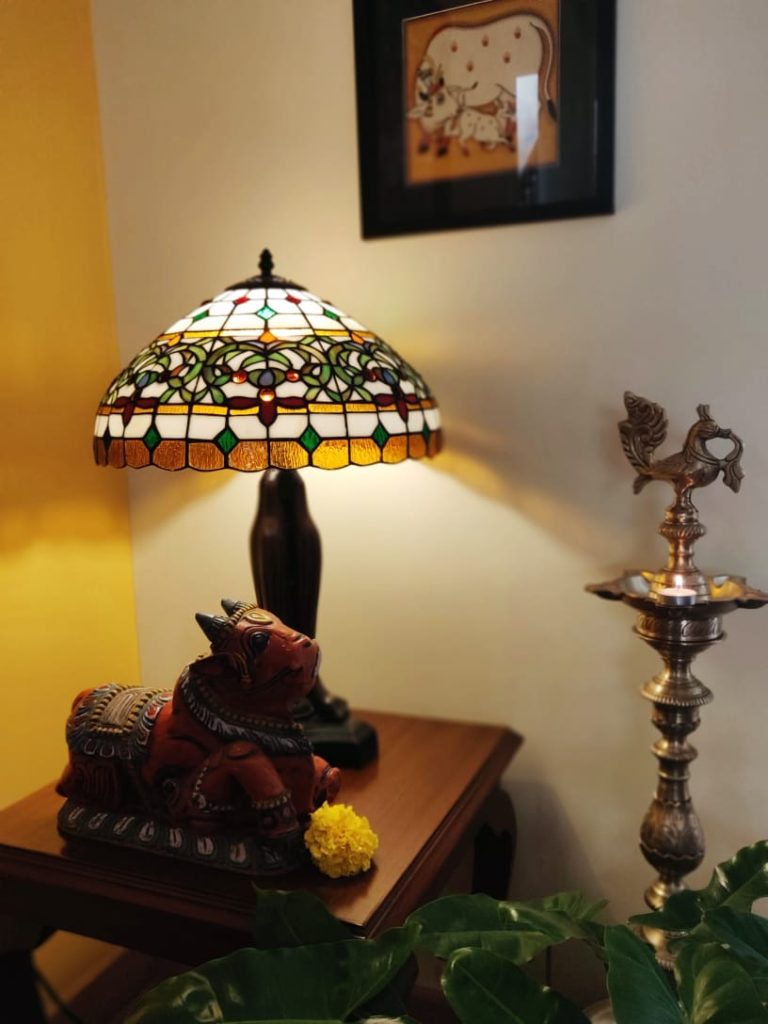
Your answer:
[422,351,664,569]
[507,777,609,1005]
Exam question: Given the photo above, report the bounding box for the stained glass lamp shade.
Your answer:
[94,252,441,472]
[94,251,442,765]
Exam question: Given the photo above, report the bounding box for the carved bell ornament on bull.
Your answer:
[92,249,443,767]
[587,393,768,965]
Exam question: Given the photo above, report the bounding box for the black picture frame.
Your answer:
[352,0,616,238]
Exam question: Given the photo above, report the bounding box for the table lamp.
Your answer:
[93,250,442,766]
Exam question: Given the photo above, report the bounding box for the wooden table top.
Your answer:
[0,710,520,963]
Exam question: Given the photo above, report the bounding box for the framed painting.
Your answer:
[352,0,616,238]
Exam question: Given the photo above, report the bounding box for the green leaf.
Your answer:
[632,842,768,935]
[528,892,607,922]
[699,908,768,999]
[704,907,768,968]
[442,948,589,1024]
[125,925,419,1023]
[631,891,704,933]
[605,926,685,1024]
[251,889,352,948]
[699,842,768,913]
[675,940,768,1023]
[408,892,604,964]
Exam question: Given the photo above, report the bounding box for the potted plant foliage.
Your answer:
[126,841,768,1024]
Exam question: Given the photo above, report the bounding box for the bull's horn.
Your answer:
[221,598,250,616]
[195,613,229,647]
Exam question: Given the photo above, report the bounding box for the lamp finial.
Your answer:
[259,249,274,280]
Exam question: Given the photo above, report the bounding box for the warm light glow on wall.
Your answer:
[0,0,140,806]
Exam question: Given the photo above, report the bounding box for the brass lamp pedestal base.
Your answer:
[588,393,767,960]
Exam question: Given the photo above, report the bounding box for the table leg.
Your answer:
[471,787,517,900]
[0,950,47,1023]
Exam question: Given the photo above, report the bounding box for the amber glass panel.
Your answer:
[228,441,270,472]
[350,438,382,466]
[312,439,351,470]
[124,440,151,468]
[153,440,187,471]
[427,431,443,458]
[408,434,427,460]
[268,440,310,470]
[108,440,126,468]
[189,443,225,472]
[93,438,107,465]
[382,437,408,464]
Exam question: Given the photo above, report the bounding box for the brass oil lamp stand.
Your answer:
[587,393,767,959]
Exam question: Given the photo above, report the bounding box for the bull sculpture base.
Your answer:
[58,796,305,874]
[56,600,341,876]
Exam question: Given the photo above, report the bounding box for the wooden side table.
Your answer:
[0,711,521,1016]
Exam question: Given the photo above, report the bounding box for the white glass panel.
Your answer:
[341,317,367,332]
[229,300,261,315]
[268,314,309,330]
[187,413,226,440]
[424,408,441,430]
[407,408,425,432]
[191,315,226,331]
[140,381,169,399]
[124,414,153,439]
[306,315,345,331]
[222,382,258,399]
[231,416,267,440]
[379,411,407,435]
[310,412,347,438]
[269,413,307,439]
[362,379,389,396]
[266,299,302,314]
[299,301,323,315]
[266,288,286,299]
[345,412,379,437]
[208,301,234,316]
[246,288,268,302]
[94,414,108,436]
[270,328,313,342]
[108,413,125,437]
[166,317,192,333]
[225,314,264,331]
[154,413,189,439]
[275,381,305,398]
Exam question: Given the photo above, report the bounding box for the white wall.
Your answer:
[91,0,768,945]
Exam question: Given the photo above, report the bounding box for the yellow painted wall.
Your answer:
[0,0,141,1003]
[0,0,140,805]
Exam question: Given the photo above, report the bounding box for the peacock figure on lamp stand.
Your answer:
[588,393,767,961]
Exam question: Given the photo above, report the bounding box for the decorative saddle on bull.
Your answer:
[57,600,341,874]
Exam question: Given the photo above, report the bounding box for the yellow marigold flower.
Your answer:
[305,802,379,878]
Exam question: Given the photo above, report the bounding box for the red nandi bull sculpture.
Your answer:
[57,600,341,874]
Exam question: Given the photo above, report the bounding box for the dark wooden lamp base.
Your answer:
[250,468,378,767]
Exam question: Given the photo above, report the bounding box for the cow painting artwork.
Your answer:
[404,0,560,185]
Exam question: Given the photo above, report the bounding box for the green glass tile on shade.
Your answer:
[300,425,322,454]
[372,423,389,449]
[215,427,239,455]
